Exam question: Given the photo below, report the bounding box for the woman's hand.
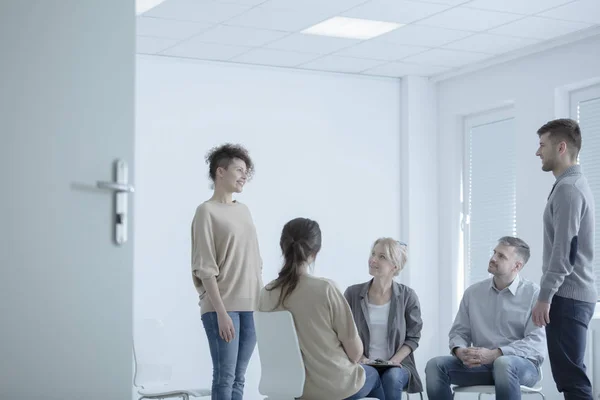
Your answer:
[217,311,235,343]
[388,357,404,366]
[389,344,412,366]
[359,356,372,364]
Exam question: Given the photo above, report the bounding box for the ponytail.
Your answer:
[269,241,303,309]
[266,218,322,309]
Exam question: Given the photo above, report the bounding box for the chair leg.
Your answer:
[538,393,545,400]
[478,394,483,400]
[182,395,189,400]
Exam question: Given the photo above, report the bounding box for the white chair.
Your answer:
[452,369,545,399]
[133,318,211,400]
[254,311,377,400]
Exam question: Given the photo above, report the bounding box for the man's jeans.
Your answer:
[201,311,256,400]
[425,355,539,400]
[547,295,596,400]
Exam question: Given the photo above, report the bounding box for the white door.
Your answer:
[0,1,135,399]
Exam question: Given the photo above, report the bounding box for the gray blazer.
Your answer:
[344,280,423,393]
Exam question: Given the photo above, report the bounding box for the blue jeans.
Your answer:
[201,311,256,400]
[425,355,539,400]
[547,295,596,400]
[344,365,385,400]
[377,366,409,399]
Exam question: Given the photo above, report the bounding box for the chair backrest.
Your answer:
[133,318,173,388]
[255,311,305,398]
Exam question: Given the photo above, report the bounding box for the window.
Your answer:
[462,109,517,288]
[570,84,600,298]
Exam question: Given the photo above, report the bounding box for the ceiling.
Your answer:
[136,0,600,78]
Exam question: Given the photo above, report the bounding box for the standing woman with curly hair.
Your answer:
[191,143,263,400]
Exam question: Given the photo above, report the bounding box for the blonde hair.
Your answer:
[371,238,408,277]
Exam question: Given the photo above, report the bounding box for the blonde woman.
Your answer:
[344,238,424,399]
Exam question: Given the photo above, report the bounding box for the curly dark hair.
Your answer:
[204,143,255,182]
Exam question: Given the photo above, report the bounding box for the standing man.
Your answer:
[532,118,597,399]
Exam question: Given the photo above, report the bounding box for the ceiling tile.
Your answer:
[225,7,331,31]
[161,39,252,60]
[539,0,600,24]
[214,0,268,5]
[192,25,289,46]
[333,41,429,61]
[265,34,360,54]
[143,0,251,23]
[137,36,180,54]
[136,17,213,39]
[375,24,473,47]
[417,7,524,31]
[488,16,593,39]
[230,48,321,67]
[402,48,491,67]
[465,0,575,16]
[443,33,541,54]
[133,0,598,75]
[407,0,470,4]
[342,0,453,24]
[261,0,368,14]
[363,61,450,77]
[298,55,386,73]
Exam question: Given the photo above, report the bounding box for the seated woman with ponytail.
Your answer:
[259,218,384,400]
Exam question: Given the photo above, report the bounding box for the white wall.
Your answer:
[134,55,405,399]
[401,76,442,377]
[437,34,600,399]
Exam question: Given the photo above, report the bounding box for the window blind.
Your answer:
[464,116,517,287]
[572,85,600,298]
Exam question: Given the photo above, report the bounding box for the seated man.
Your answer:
[426,236,546,400]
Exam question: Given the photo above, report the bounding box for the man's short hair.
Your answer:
[537,118,582,159]
[498,236,531,265]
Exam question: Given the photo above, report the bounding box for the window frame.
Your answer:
[569,83,600,301]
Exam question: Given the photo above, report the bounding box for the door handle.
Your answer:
[96,159,134,246]
[96,181,135,193]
